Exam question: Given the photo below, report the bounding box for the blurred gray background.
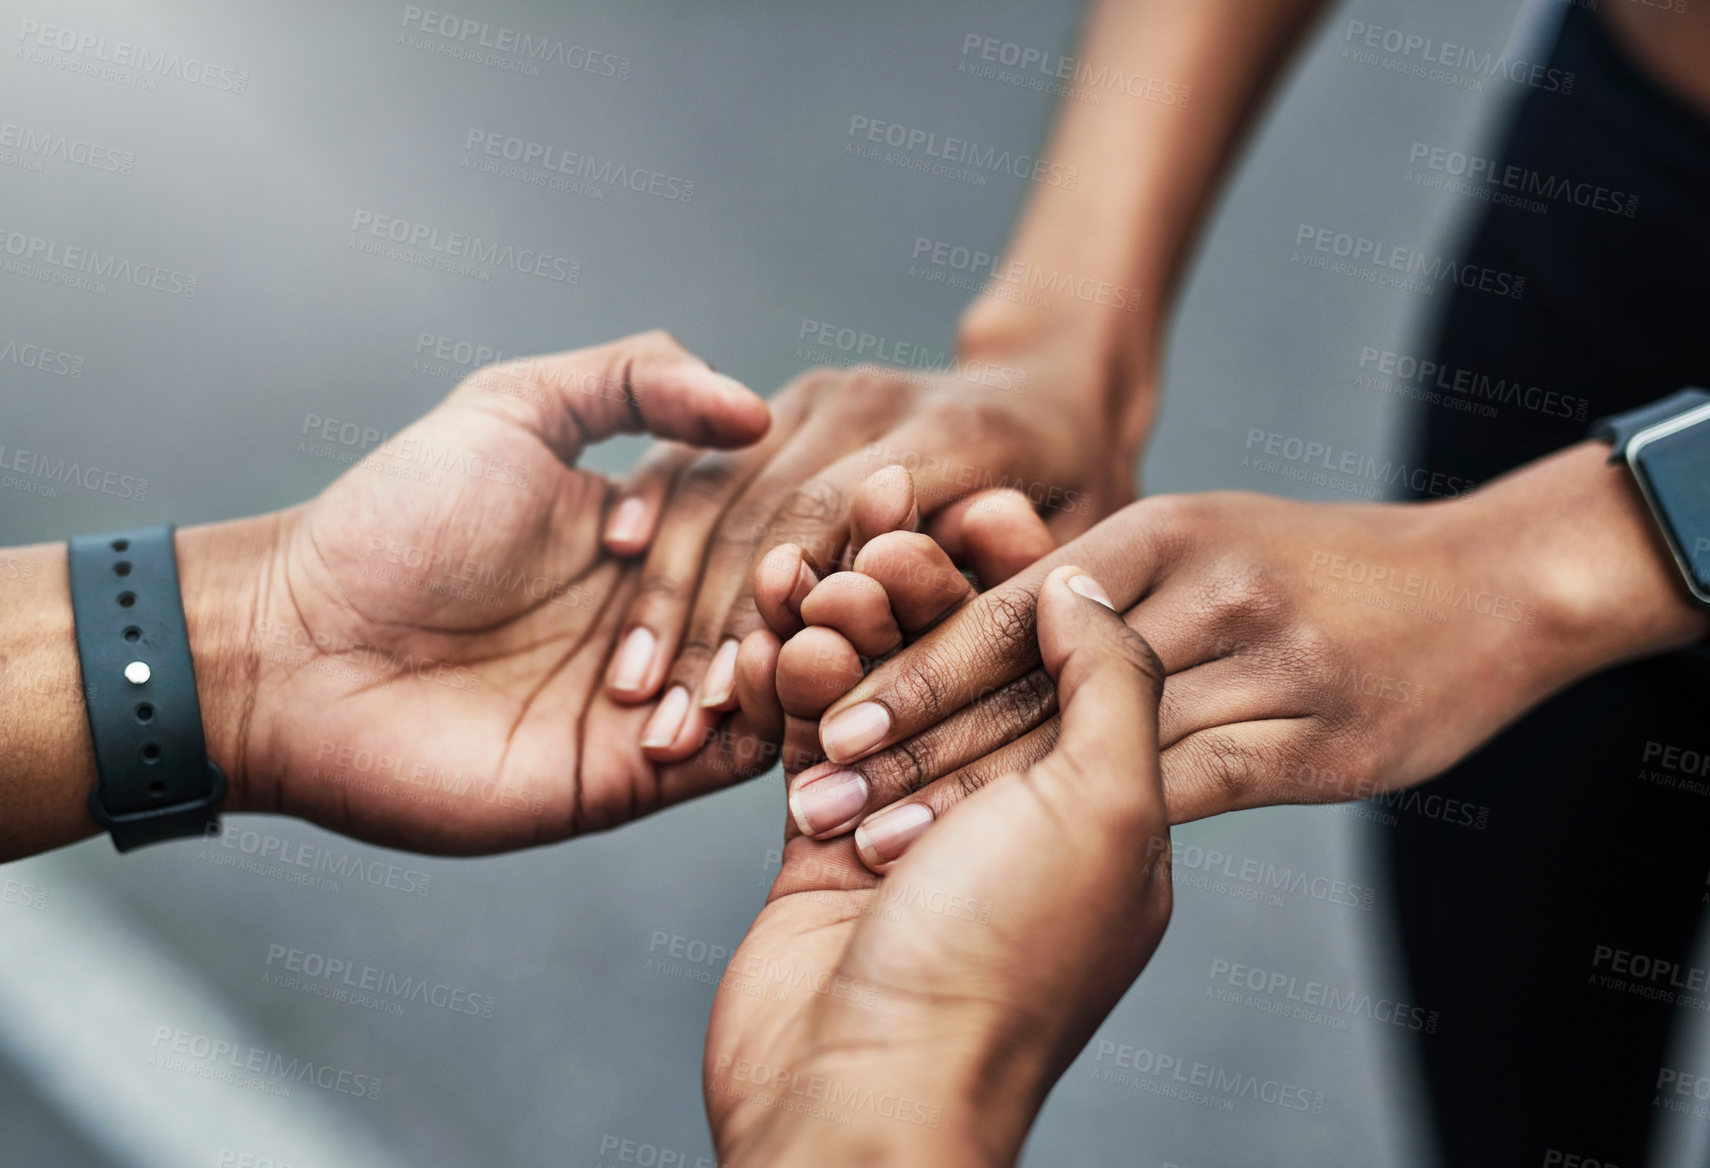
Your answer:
[0,0,1558,1164]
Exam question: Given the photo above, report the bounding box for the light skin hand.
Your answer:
[598,358,1135,771]
[705,569,1172,1168]
[0,331,783,861]
[788,443,1710,868]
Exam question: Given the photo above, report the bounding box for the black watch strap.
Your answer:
[1590,388,1710,460]
[67,525,226,852]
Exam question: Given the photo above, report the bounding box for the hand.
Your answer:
[773,443,1710,860]
[730,465,1057,792]
[185,331,779,854]
[595,351,1138,768]
[703,569,1171,1168]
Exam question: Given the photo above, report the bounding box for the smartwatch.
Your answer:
[1590,388,1710,608]
[67,524,227,852]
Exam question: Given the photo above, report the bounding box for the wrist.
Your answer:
[955,298,1159,464]
[175,511,292,816]
[725,1062,1014,1168]
[722,1024,1047,1168]
[1462,442,1709,688]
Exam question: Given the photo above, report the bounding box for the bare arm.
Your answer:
[958,0,1335,452]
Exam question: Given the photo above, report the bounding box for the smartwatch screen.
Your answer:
[1632,420,1710,599]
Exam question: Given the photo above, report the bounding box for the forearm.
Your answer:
[957,0,1332,444]
[0,542,100,859]
[0,519,272,862]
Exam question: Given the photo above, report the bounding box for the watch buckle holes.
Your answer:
[140,742,161,764]
[135,703,154,724]
[117,591,136,608]
[147,780,165,799]
[113,561,131,577]
[110,538,129,552]
[123,627,142,643]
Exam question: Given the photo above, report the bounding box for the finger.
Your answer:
[1034,566,1165,800]
[1159,719,1318,825]
[846,464,920,566]
[457,329,769,462]
[603,442,693,556]
[608,395,825,705]
[734,629,784,745]
[851,719,1061,872]
[753,544,819,639]
[785,667,1058,838]
[818,504,1170,764]
[654,708,780,806]
[932,488,1056,587]
[696,636,743,713]
[1156,657,1311,750]
[851,532,975,635]
[661,426,878,715]
[798,573,903,660]
[782,713,828,777]
[776,627,865,718]
[606,451,752,702]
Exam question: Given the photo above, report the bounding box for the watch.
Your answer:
[1591,388,1710,608]
[67,524,227,851]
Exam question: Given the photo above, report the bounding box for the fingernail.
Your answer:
[821,702,891,763]
[1067,573,1115,610]
[788,769,870,836]
[855,802,934,867]
[607,497,649,546]
[790,561,820,610]
[700,639,740,707]
[611,626,657,692]
[642,686,691,749]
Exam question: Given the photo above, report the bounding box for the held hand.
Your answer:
[704,569,1171,1168]
[594,357,1138,766]
[785,444,1709,855]
[194,331,777,854]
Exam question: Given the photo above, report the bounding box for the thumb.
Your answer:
[1033,566,1165,814]
[455,329,770,464]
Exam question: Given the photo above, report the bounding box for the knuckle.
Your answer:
[633,572,687,608]
[673,635,718,668]
[927,399,1027,456]
[775,480,846,528]
[1193,730,1257,806]
[671,459,738,508]
[709,519,765,562]
[971,669,1058,745]
[1093,625,1166,694]
[975,588,1038,669]
[950,762,995,802]
[1198,556,1289,627]
[864,739,929,798]
[721,598,764,640]
[891,657,950,724]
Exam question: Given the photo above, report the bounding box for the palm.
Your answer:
[235,398,637,851]
[704,836,880,1149]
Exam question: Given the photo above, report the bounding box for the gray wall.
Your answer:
[0,0,1545,1163]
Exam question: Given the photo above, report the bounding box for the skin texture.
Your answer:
[0,332,785,860]
[749,445,1709,871]
[705,570,1173,1168]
